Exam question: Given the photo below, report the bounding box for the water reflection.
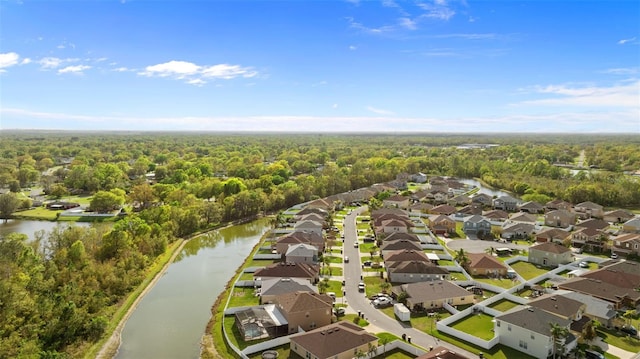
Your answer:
[0,219,91,241]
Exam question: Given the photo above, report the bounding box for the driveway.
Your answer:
[342,207,479,358]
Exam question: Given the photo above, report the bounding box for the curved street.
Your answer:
[340,207,480,358]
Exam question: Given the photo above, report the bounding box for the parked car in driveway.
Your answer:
[579,261,589,268]
[585,349,605,359]
[621,325,638,337]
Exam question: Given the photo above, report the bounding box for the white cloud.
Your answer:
[3,107,638,133]
[21,58,32,65]
[332,104,339,109]
[399,17,417,30]
[139,60,257,84]
[602,67,639,75]
[618,37,636,45]
[349,45,357,51]
[0,52,20,71]
[518,80,640,108]
[58,65,91,74]
[187,78,206,86]
[38,57,80,69]
[112,67,131,72]
[366,106,395,115]
[417,1,456,21]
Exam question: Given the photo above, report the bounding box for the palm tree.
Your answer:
[318,278,330,294]
[367,342,378,358]
[549,322,569,359]
[581,319,598,345]
[380,281,391,294]
[355,349,367,359]
[454,248,470,270]
[378,337,390,358]
[485,246,495,256]
[622,309,636,327]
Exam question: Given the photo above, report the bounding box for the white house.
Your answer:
[285,243,318,264]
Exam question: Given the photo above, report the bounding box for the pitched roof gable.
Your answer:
[467,253,507,270]
[289,321,378,358]
[530,242,572,254]
[275,291,333,314]
[496,306,571,336]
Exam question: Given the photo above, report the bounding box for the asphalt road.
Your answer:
[341,207,480,358]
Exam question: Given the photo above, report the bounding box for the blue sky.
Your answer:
[0,0,638,132]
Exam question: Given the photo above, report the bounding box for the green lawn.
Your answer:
[431,331,535,359]
[437,260,456,266]
[449,272,468,280]
[227,287,259,308]
[474,277,519,289]
[359,242,378,254]
[515,288,533,298]
[487,299,521,312]
[248,344,290,359]
[245,259,275,268]
[238,272,254,281]
[598,328,640,353]
[510,261,550,280]
[325,280,344,297]
[343,314,369,327]
[363,276,386,296]
[13,207,60,220]
[325,255,343,264]
[320,266,343,276]
[450,313,496,341]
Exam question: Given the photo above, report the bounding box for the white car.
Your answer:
[344,256,349,263]
[373,296,391,307]
[358,282,366,292]
[579,261,589,268]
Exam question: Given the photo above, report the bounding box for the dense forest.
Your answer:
[0,131,639,357]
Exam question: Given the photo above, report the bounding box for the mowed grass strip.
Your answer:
[449,313,496,341]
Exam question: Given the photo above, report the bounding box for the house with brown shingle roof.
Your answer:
[604,209,635,224]
[289,321,378,359]
[384,249,430,264]
[380,232,421,242]
[428,214,456,235]
[528,242,573,267]
[380,239,422,256]
[457,203,483,216]
[377,218,413,234]
[535,228,571,244]
[544,209,576,228]
[545,199,573,212]
[383,194,411,209]
[448,194,471,206]
[467,253,508,277]
[580,268,640,290]
[471,193,493,207]
[430,204,457,216]
[296,207,329,218]
[254,262,320,284]
[518,201,545,214]
[387,260,450,283]
[392,280,473,311]
[558,277,640,310]
[575,201,604,219]
[372,213,412,228]
[612,233,640,257]
[575,218,610,231]
[501,222,535,240]
[410,202,434,213]
[274,291,333,334]
[259,277,316,304]
[294,220,324,235]
[274,231,324,254]
[483,209,509,221]
[416,346,470,359]
[571,227,608,253]
[528,294,586,321]
[509,212,538,224]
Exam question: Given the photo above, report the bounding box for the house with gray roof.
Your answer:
[518,201,544,214]
[387,260,449,283]
[528,294,586,321]
[391,280,473,311]
[604,209,635,224]
[623,216,640,234]
[575,201,604,219]
[294,220,323,235]
[259,277,316,304]
[495,306,575,359]
[555,290,618,327]
[501,222,535,240]
[528,242,573,267]
[285,243,318,264]
[462,215,492,236]
[493,195,520,212]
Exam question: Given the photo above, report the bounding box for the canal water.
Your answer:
[0,219,91,240]
[115,217,272,359]
[457,178,515,198]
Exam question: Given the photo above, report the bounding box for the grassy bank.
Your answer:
[85,238,184,359]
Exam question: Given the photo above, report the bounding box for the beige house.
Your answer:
[467,253,508,277]
[274,291,333,334]
[613,233,640,257]
[603,209,634,224]
[392,280,473,311]
[574,201,604,219]
[528,242,573,267]
[387,261,449,283]
[544,209,576,228]
[289,321,378,359]
[429,214,456,235]
[383,194,411,209]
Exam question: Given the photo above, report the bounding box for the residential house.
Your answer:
[387,261,450,283]
[274,231,324,254]
[493,195,520,212]
[285,243,318,264]
[580,267,640,292]
[574,201,604,219]
[383,194,411,209]
[294,212,326,224]
[294,220,323,236]
[535,228,571,244]
[612,233,640,257]
[483,209,509,222]
[508,212,538,224]
[555,290,618,328]
[384,249,430,265]
[600,260,640,276]
[412,172,428,183]
[571,227,608,252]
[371,208,407,220]
[254,262,320,284]
[377,218,412,234]
[604,209,635,224]
[380,239,422,256]
[545,199,573,212]
[429,177,449,193]
[448,194,471,207]
[466,253,508,277]
[295,207,329,219]
[416,346,470,359]
[428,215,456,235]
[274,291,333,334]
[575,218,610,232]
[381,232,421,243]
[528,242,573,267]
[495,306,575,359]
[558,277,640,310]
[306,198,333,211]
[391,280,473,311]
[428,191,450,204]
[501,222,535,240]
[372,213,412,228]
[289,321,378,359]
[446,179,466,195]
[456,203,483,216]
[518,201,544,214]
[622,216,640,234]
[234,305,288,341]
[430,204,457,216]
[409,202,434,214]
[259,277,316,304]
[544,209,576,228]
[471,193,493,207]
[528,294,586,322]
[462,215,492,236]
